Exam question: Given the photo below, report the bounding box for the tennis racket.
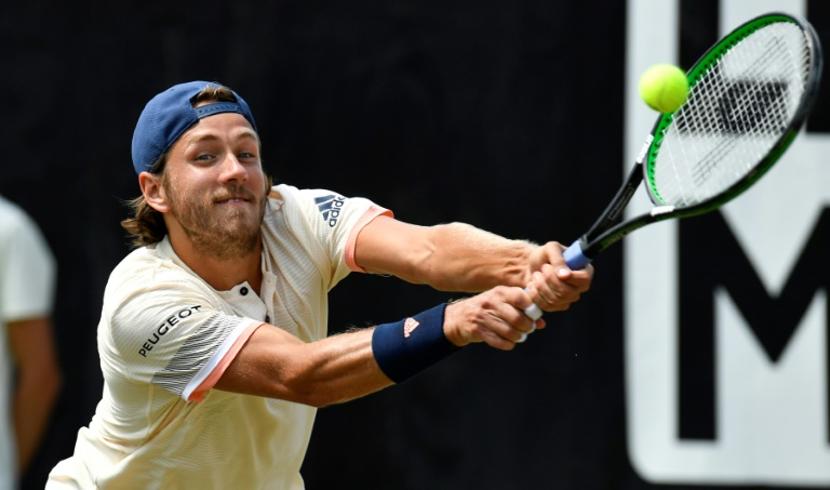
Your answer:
[525,11,823,321]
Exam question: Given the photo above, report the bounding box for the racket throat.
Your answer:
[584,164,644,241]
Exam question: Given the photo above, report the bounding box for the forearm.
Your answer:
[284,329,392,407]
[7,317,62,474]
[220,306,462,406]
[354,217,537,292]
[218,325,392,407]
[13,369,61,472]
[354,216,592,312]
[416,222,535,292]
[218,290,544,406]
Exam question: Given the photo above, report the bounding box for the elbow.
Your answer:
[19,362,62,408]
[41,365,63,406]
[50,371,63,402]
[397,222,487,289]
[282,383,338,408]
[407,223,466,290]
[415,222,496,291]
[299,388,364,408]
[402,241,438,288]
[304,396,334,409]
[282,378,329,408]
[275,364,341,408]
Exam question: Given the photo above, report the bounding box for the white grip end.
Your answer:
[524,303,543,321]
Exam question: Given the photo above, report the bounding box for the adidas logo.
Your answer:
[314,194,346,227]
[403,318,420,338]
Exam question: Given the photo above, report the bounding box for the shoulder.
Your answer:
[0,195,27,221]
[0,196,39,239]
[264,183,387,233]
[268,183,360,216]
[104,243,216,317]
[0,197,54,270]
[265,183,339,224]
[267,183,343,206]
[101,245,223,353]
[107,244,189,289]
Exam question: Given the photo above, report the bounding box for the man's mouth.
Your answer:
[214,195,253,204]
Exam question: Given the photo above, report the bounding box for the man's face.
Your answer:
[161,112,268,259]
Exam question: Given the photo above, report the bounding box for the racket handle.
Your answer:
[524,303,543,321]
[563,239,592,270]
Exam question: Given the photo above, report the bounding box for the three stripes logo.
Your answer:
[315,194,347,227]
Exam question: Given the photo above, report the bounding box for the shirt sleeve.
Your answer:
[106,279,263,403]
[0,209,56,322]
[294,187,392,284]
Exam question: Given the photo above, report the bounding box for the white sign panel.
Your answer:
[626,0,830,485]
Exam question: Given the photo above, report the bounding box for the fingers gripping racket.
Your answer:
[525,12,822,321]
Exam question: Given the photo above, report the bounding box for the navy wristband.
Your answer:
[371,303,460,383]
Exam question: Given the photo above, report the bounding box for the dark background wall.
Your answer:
[3,1,827,489]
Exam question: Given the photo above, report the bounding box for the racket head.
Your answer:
[641,12,823,216]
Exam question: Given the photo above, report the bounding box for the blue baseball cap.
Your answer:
[131,80,258,174]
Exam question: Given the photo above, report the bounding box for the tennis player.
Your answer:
[47,80,593,489]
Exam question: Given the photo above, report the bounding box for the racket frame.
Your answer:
[572,11,823,264]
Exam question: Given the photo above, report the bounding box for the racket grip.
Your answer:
[563,240,592,270]
[524,303,543,321]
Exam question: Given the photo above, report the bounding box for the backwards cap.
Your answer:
[130,80,258,174]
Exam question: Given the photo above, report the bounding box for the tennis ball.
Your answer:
[638,64,689,113]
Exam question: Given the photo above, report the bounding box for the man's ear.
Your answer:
[138,171,170,213]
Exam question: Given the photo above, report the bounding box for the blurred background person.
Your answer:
[0,195,61,490]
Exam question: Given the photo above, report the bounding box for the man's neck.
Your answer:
[168,233,263,294]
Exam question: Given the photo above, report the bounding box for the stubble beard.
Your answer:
[165,180,267,260]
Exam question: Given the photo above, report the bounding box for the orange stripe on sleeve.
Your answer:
[345,205,394,273]
[187,322,264,403]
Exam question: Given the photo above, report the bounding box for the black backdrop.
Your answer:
[2,1,823,489]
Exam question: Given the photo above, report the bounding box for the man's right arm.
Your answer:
[351,216,593,313]
[214,286,539,407]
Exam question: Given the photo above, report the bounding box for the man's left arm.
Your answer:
[353,216,593,312]
[7,316,62,474]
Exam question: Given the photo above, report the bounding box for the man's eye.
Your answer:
[196,153,214,161]
[238,152,256,159]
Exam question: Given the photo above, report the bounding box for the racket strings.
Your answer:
[687,36,792,189]
[673,28,800,202]
[666,25,807,204]
[693,34,790,187]
[682,30,797,185]
[651,22,811,207]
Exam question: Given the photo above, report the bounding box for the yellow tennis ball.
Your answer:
[638,64,689,113]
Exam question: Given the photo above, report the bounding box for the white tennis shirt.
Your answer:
[0,196,56,490]
[47,184,390,489]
